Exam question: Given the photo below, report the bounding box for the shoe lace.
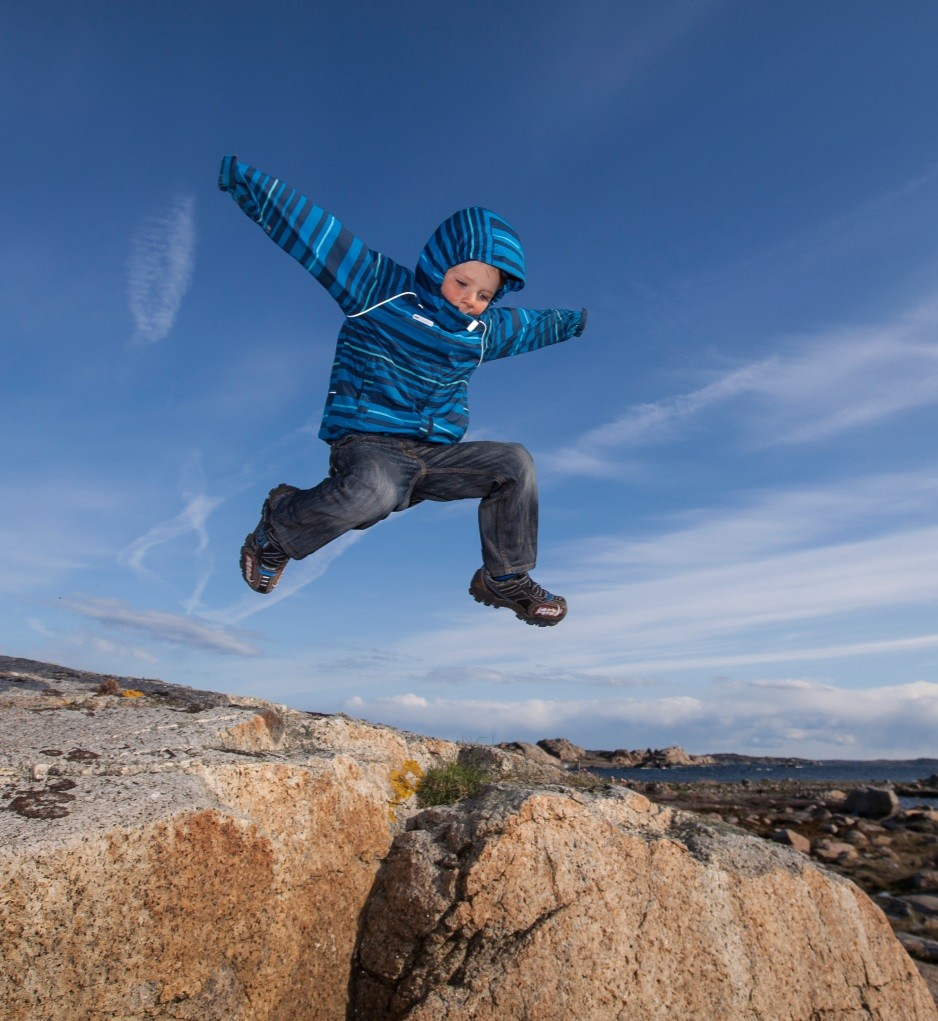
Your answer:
[492,573,554,602]
[256,525,288,568]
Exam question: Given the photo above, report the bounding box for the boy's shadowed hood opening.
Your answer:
[415,206,527,326]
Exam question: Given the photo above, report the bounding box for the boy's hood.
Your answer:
[415,206,526,326]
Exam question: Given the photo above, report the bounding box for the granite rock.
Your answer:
[352,786,937,1020]
[0,657,454,1021]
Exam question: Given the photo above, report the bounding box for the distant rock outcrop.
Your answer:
[529,738,716,769]
[496,740,563,767]
[2,657,935,1021]
[535,737,585,762]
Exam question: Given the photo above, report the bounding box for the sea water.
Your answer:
[589,759,938,787]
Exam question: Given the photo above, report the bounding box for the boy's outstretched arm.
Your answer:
[481,306,588,362]
[218,156,407,315]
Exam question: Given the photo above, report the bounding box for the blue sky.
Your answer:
[4,0,938,758]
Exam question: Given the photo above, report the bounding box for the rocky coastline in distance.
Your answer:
[500,735,938,773]
[499,736,819,769]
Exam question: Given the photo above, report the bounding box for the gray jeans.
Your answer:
[267,435,539,576]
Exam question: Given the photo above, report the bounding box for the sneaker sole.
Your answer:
[240,535,286,594]
[239,483,295,595]
[468,575,566,627]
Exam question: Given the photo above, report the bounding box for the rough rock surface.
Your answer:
[3,657,936,1021]
[352,785,937,1021]
[0,657,454,1021]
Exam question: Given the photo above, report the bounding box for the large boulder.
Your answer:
[352,786,937,1021]
[0,657,454,1021]
[844,785,900,819]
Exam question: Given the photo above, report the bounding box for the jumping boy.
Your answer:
[219,156,587,626]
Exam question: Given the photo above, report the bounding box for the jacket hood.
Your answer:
[415,207,526,321]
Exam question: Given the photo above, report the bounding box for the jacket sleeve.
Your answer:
[218,156,407,315]
[481,306,588,363]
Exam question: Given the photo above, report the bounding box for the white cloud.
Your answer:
[344,679,938,759]
[28,616,159,664]
[544,298,938,476]
[215,530,365,625]
[398,525,938,679]
[61,596,261,656]
[546,362,764,475]
[414,665,653,688]
[374,466,938,690]
[564,469,938,572]
[127,195,196,345]
[121,491,222,575]
[120,450,229,615]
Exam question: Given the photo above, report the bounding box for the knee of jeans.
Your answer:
[503,442,536,482]
[338,472,401,524]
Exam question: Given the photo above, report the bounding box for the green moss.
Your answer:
[416,762,492,807]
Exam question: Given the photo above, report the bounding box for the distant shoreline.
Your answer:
[507,739,938,772]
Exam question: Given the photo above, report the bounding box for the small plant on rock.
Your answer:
[416,761,492,807]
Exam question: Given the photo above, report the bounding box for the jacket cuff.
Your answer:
[574,308,588,336]
[218,155,238,192]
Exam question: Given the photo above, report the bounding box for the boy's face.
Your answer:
[440,261,502,317]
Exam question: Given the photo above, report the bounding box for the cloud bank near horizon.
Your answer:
[345,677,938,759]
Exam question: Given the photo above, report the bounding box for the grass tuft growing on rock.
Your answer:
[416,762,492,807]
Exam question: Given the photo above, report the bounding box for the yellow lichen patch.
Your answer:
[388,759,424,822]
[120,689,145,698]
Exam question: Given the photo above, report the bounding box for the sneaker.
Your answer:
[240,484,296,594]
[469,569,567,627]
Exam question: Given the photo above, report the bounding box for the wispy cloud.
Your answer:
[27,616,157,664]
[544,363,766,475]
[382,468,938,681]
[120,436,370,621]
[545,298,938,476]
[563,469,938,572]
[214,531,365,625]
[61,596,261,656]
[405,524,938,676]
[127,195,195,345]
[413,665,653,688]
[531,0,728,140]
[345,678,938,758]
[120,450,228,615]
[121,494,221,574]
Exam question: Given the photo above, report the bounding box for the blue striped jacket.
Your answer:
[219,157,587,444]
